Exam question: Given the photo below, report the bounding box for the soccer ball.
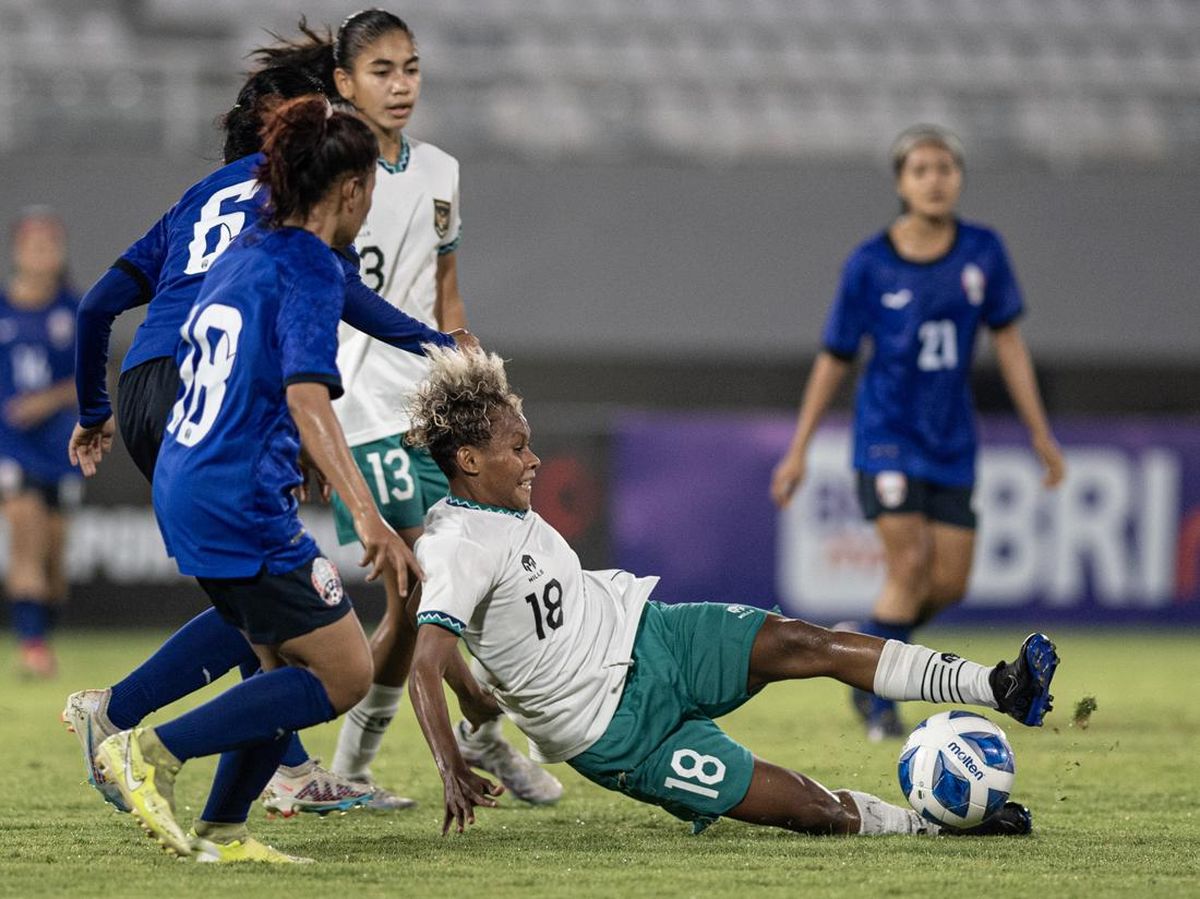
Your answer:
[897,710,1015,829]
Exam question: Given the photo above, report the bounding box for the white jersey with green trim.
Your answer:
[415,496,656,763]
[334,135,462,444]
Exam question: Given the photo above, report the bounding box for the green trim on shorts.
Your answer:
[332,434,449,545]
[568,601,772,825]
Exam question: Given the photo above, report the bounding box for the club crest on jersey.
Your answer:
[875,471,908,509]
[433,199,452,238]
[311,557,344,607]
[881,289,913,310]
[962,263,986,306]
[48,309,75,349]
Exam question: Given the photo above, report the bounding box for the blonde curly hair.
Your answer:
[406,345,524,477]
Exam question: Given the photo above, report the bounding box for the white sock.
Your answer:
[846,790,938,835]
[332,683,405,778]
[873,639,997,708]
[458,716,503,748]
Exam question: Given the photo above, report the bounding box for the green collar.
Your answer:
[447,495,527,519]
[378,134,411,174]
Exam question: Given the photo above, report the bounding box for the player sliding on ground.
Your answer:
[406,347,1059,838]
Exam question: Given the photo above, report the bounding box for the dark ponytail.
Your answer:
[250,17,338,95]
[219,64,328,163]
[257,95,378,228]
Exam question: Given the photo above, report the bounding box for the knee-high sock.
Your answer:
[10,598,51,642]
[872,639,997,708]
[107,607,258,729]
[201,736,294,825]
[331,683,404,778]
[155,667,335,762]
[860,620,914,715]
[235,660,311,769]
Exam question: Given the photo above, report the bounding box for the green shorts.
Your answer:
[568,601,771,828]
[332,434,449,545]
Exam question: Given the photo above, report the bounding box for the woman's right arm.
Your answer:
[770,351,852,507]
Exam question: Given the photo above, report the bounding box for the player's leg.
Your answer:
[95,563,373,858]
[4,484,57,677]
[329,522,422,810]
[747,615,1057,726]
[727,758,1030,836]
[916,495,977,624]
[860,512,933,738]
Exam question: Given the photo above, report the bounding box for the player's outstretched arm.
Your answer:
[409,625,503,834]
[286,382,425,593]
[771,351,852,507]
[991,324,1065,487]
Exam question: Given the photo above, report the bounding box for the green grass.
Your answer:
[2,629,1198,898]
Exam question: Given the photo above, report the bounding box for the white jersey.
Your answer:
[415,497,657,763]
[334,135,462,444]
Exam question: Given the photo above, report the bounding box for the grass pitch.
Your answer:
[2,628,1198,898]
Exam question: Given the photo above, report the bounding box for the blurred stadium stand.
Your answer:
[1,0,1198,164]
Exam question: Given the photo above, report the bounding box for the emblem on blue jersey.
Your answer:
[881,289,913,310]
[311,557,344,607]
[875,471,908,509]
[961,264,986,306]
[433,199,451,238]
[48,309,75,349]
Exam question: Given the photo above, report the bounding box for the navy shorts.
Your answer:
[0,459,82,510]
[856,470,976,529]
[116,356,180,483]
[197,556,353,646]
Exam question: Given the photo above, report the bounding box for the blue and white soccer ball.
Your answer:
[897,710,1016,829]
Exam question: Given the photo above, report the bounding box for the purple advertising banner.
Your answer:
[613,412,1200,626]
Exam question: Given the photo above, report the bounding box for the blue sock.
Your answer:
[236,659,310,769]
[10,599,50,642]
[201,737,293,825]
[155,666,335,762]
[862,619,915,716]
[107,607,259,729]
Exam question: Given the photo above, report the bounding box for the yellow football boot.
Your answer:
[93,728,190,858]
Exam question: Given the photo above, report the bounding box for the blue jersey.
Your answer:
[0,287,79,481]
[76,154,452,427]
[120,154,264,374]
[152,224,343,578]
[822,221,1024,487]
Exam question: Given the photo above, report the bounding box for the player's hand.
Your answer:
[355,513,425,596]
[1033,433,1066,488]
[448,328,480,352]
[770,451,807,507]
[67,418,116,477]
[441,764,503,835]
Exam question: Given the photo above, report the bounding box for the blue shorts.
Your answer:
[569,602,772,827]
[197,555,353,645]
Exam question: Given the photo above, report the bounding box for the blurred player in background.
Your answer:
[770,125,1065,741]
[63,63,468,817]
[255,10,561,808]
[0,208,79,678]
[404,345,1056,839]
[92,95,437,863]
